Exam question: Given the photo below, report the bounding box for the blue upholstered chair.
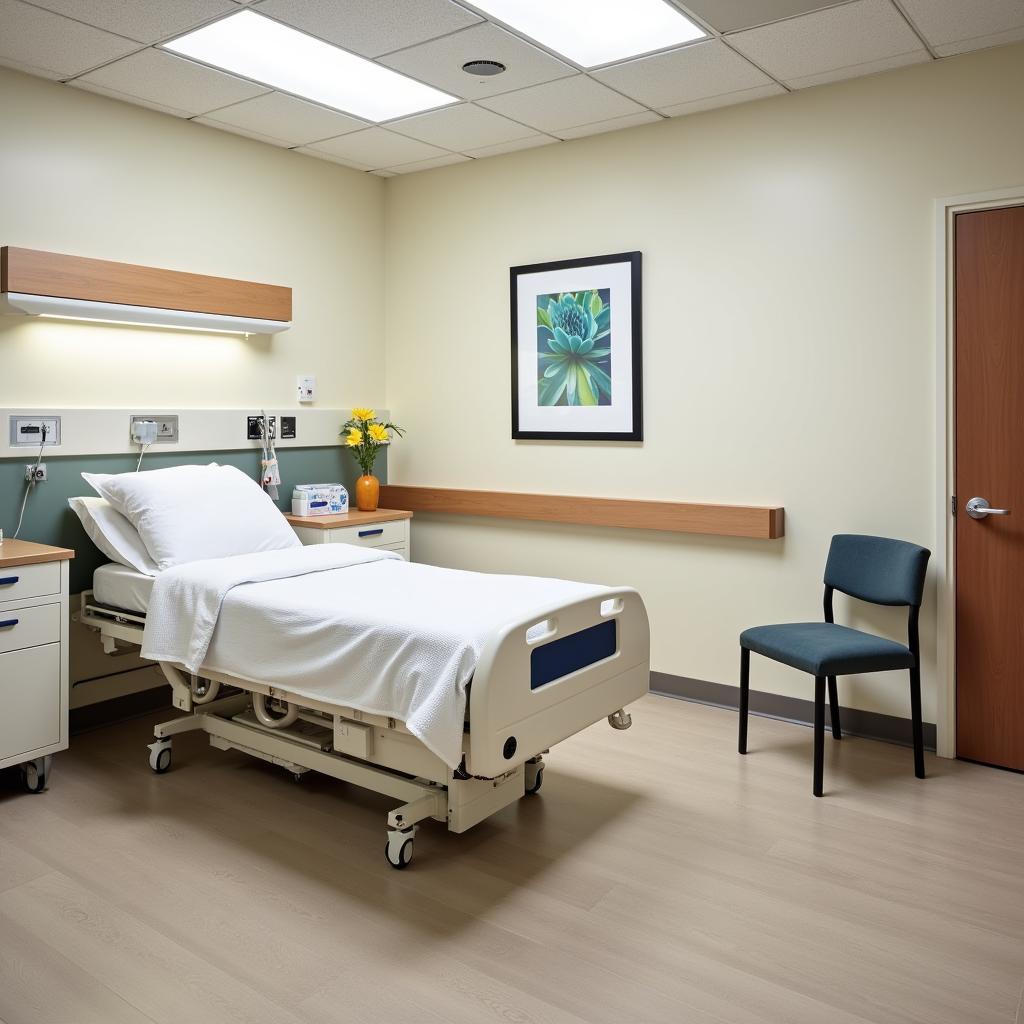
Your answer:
[739,535,930,797]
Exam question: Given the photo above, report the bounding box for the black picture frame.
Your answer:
[510,251,643,442]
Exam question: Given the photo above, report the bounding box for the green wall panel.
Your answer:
[0,446,386,593]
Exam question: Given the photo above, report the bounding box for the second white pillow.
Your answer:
[83,463,300,571]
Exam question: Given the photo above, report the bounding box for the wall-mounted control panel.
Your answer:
[247,415,276,440]
[280,416,296,439]
[9,416,61,447]
[129,414,178,443]
[297,376,316,403]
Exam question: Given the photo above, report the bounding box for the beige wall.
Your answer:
[0,67,385,409]
[384,43,1024,721]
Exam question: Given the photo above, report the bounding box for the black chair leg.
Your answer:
[827,675,841,739]
[813,676,825,797]
[909,666,925,779]
[738,647,750,755]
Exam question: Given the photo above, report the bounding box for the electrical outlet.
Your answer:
[130,414,178,443]
[25,463,46,482]
[10,416,61,447]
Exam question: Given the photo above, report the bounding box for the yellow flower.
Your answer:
[351,407,375,422]
[367,423,389,443]
[345,428,363,447]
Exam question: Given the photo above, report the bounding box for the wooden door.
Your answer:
[955,205,1024,771]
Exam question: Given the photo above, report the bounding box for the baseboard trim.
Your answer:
[650,672,937,752]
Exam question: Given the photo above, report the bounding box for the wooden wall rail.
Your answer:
[1,246,291,322]
[379,485,784,540]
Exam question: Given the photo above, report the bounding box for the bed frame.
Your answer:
[75,587,649,868]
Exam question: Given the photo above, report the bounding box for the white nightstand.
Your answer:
[0,540,74,793]
[285,509,413,560]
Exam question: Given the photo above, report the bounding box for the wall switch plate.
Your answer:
[280,416,296,439]
[25,463,46,482]
[10,416,61,447]
[130,414,178,444]
[247,415,276,440]
[297,376,316,403]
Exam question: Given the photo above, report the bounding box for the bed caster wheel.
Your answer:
[608,709,632,730]
[525,758,544,795]
[21,756,51,794]
[148,741,172,774]
[385,827,416,869]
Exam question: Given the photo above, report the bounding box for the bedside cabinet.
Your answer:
[0,540,74,793]
[285,509,413,560]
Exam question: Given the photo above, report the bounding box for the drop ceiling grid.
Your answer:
[6,0,1023,174]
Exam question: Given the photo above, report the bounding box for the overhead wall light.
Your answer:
[466,0,705,67]
[163,10,457,122]
[1,247,292,336]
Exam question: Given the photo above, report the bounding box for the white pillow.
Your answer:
[82,464,300,571]
[68,496,159,575]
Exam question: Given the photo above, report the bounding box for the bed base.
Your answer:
[75,586,649,868]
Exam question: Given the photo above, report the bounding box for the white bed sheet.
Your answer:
[134,546,608,768]
[94,562,156,612]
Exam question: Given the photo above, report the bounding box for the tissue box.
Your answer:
[291,483,348,516]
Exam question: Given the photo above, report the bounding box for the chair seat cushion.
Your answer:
[740,622,914,676]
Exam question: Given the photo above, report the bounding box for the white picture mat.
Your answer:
[516,261,634,434]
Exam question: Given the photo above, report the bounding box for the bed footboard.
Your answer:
[467,587,649,778]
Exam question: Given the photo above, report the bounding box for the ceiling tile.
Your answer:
[70,80,193,117]
[659,82,785,117]
[728,0,929,88]
[293,146,373,171]
[478,75,647,133]
[200,91,366,145]
[305,126,449,169]
[389,103,534,150]
[899,0,1024,56]
[73,49,268,114]
[378,22,574,100]
[385,153,472,174]
[0,0,139,79]
[28,0,236,45]
[785,49,928,89]
[676,0,840,33]
[465,135,558,158]
[554,111,663,140]
[254,0,481,58]
[593,39,773,109]
[192,115,291,146]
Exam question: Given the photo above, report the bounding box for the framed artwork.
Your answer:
[510,251,642,441]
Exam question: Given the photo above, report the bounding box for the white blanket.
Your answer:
[141,544,606,767]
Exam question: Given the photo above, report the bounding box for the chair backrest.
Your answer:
[823,534,930,608]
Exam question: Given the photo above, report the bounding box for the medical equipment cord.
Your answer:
[12,425,48,540]
[136,443,150,472]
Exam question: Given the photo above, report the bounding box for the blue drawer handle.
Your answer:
[0,576,19,586]
[358,528,384,538]
[0,619,19,628]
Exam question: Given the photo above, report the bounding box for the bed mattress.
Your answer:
[94,562,155,612]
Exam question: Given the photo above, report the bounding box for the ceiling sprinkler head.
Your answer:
[461,59,507,76]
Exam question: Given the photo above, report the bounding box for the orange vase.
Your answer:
[355,474,380,512]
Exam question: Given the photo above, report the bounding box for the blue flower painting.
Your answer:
[536,289,612,406]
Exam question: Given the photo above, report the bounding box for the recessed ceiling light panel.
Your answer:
[163,10,457,122]
[467,0,705,67]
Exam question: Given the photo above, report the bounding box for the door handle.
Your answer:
[966,496,1011,519]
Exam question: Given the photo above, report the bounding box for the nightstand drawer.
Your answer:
[0,643,61,759]
[0,602,61,655]
[0,561,60,604]
[325,519,408,548]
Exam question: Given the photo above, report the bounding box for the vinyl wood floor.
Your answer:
[1,693,1022,1024]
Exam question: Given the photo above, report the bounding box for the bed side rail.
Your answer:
[467,587,650,778]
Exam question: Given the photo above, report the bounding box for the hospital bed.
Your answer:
[76,557,650,869]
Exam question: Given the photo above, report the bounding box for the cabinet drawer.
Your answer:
[0,602,61,655]
[325,519,408,548]
[0,643,61,759]
[0,561,60,604]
